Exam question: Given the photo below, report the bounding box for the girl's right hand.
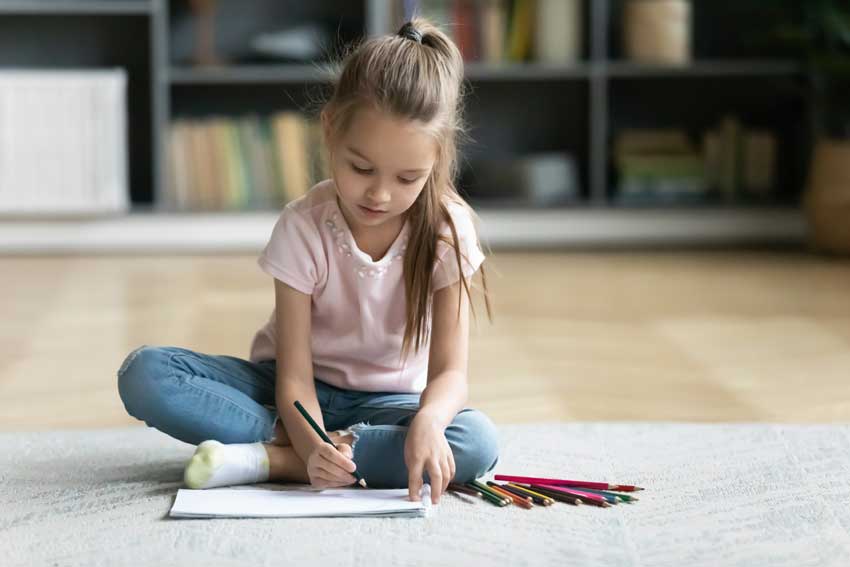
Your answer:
[306,441,358,489]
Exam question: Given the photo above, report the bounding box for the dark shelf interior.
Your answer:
[0,0,815,213]
[167,0,364,67]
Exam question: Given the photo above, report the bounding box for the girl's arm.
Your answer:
[417,279,471,428]
[272,278,328,465]
[407,279,472,502]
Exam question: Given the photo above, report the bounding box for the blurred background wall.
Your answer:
[6,0,850,250]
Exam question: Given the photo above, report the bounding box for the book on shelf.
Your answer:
[0,69,128,215]
[742,130,777,198]
[166,112,329,212]
[409,0,582,64]
[703,115,777,202]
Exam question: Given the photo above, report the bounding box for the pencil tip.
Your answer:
[358,479,367,488]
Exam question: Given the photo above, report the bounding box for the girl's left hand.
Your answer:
[405,413,455,504]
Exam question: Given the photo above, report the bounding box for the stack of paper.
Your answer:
[169,483,432,519]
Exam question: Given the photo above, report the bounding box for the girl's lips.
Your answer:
[359,205,387,215]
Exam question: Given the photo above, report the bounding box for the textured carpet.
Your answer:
[3,422,850,567]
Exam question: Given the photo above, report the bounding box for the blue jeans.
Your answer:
[116,345,500,489]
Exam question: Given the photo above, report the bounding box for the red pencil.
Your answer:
[536,484,615,504]
[494,474,643,492]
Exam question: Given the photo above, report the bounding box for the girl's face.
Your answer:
[325,105,436,234]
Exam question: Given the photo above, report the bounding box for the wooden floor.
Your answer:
[2,250,849,432]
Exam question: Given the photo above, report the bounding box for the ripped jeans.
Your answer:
[116,345,500,489]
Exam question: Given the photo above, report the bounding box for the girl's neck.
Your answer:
[336,195,408,261]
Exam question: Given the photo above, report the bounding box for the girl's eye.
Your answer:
[351,163,372,175]
[399,178,418,185]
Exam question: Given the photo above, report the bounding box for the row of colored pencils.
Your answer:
[447,474,643,509]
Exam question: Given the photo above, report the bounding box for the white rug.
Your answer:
[3,422,850,567]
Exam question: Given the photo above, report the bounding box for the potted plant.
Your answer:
[777,1,850,253]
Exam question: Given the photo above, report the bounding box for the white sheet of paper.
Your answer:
[169,483,432,519]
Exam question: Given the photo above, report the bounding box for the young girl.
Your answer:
[117,18,499,505]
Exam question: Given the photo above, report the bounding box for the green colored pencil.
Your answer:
[464,482,509,506]
[293,400,367,488]
[470,479,512,505]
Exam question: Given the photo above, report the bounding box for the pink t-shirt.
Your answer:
[249,178,485,394]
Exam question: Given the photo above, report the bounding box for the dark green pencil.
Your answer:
[294,400,367,488]
[469,479,511,505]
[464,482,509,507]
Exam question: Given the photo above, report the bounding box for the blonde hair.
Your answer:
[320,17,493,362]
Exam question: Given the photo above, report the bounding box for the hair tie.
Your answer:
[397,22,423,44]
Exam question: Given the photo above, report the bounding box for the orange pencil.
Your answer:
[487,481,533,504]
[486,482,533,509]
[498,482,552,506]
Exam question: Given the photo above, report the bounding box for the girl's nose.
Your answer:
[366,183,390,204]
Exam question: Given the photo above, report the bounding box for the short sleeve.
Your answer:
[432,203,486,292]
[257,205,324,294]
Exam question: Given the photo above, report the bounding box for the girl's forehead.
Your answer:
[345,107,437,165]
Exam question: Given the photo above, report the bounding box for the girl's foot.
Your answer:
[183,430,353,489]
[183,440,270,489]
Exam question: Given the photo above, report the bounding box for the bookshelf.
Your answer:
[0,0,809,251]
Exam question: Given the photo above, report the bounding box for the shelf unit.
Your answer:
[0,0,811,252]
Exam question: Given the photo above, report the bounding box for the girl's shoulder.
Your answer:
[266,179,338,248]
[433,197,484,265]
[273,179,340,236]
[283,178,336,217]
[438,197,480,243]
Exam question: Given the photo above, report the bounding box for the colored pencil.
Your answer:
[448,483,482,498]
[294,400,367,488]
[464,482,509,507]
[487,482,533,504]
[505,483,560,505]
[486,482,533,509]
[577,487,639,502]
[521,484,587,506]
[521,483,610,507]
[538,484,619,505]
[495,474,643,492]
[498,483,554,506]
[469,480,512,505]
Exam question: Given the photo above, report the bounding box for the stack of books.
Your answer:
[613,128,708,205]
[166,112,329,212]
[613,119,778,206]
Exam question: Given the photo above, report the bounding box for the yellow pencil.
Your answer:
[506,483,559,505]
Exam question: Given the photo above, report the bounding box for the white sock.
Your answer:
[183,440,270,489]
